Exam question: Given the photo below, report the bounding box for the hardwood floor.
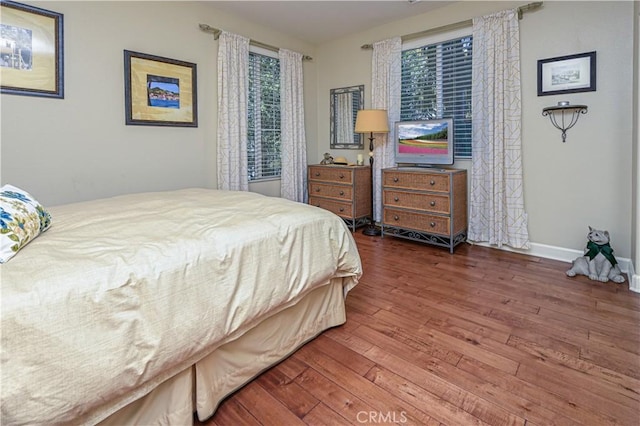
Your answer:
[200,232,640,425]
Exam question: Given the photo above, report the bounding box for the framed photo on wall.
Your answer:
[0,0,64,98]
[537,51,596,96]
[124,50,198,127]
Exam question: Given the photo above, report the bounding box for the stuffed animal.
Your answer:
[320,152,334,165]
[566,226,625,283]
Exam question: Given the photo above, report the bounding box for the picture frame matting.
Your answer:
[0,0,64,99]
[124,50,198,127]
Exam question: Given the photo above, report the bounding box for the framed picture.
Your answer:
[124,50,197,127]
[0,0,64,98]
[537,51,596,96]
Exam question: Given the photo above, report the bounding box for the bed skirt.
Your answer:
[97,278,347,425]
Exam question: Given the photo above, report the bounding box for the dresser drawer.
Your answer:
[309,183,353,201]
[383,208,450,235]
[383,171,450,193]
[308,166,354,185]
[383,190,450,214]
[309,196,353,218]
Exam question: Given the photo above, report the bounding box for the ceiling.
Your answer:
[206,1,455,45]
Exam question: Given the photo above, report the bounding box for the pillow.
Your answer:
[0,184,52,263]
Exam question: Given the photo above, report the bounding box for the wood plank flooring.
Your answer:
[200,232,640,425]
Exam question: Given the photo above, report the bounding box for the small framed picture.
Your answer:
[124,50,198,127]
[537,51,596,96]
[0,0,64,99]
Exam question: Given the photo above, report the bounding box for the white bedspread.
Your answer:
[0,188,362,425]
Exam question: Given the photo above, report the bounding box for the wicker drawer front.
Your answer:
[384,208,449,235]
[383,171,449,193]
[309,196,353,218]
[383,190,450,214]
[309,183,353,200]
[308,166,354,185]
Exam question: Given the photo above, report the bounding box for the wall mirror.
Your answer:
[330,85,364,149]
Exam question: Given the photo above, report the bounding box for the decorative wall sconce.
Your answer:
[542,101,588,142]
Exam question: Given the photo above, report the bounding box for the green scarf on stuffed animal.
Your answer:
[585,241,618,266]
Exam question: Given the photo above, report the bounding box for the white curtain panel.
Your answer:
[279,49,308,202]
[217,31,250,191]
[371,37,401,222]
[469,9,530,249]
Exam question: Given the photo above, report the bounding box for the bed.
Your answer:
[0,187,362,425]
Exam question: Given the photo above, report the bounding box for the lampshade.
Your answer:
[355,109,389,133]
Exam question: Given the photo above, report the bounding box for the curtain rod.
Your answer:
[199,24,313,61]
[360,1,543,50]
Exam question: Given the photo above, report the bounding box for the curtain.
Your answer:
[469,9,530,249]
[371,37,402,222]
[217,31,250,191]
[279,49,307,202]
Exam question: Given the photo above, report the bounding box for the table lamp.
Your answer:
[355,109,389,236]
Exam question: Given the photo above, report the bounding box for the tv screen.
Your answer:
[395,119,454,166]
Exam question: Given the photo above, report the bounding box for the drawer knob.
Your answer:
[430,201,436,207]
[393,177,399,182]
[339,208,345,212]
[393,215,400,221]
[340,190,345,196]
[430,222,436,227]
[315,172,320,177]
[394,197,399,202]
[315,188,321,192]
[339,174,345,179]
[430,180,436,186]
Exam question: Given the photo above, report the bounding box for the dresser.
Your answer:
[307,165,371,232]
[381,167,467,253]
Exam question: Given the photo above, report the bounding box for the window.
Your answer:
[248,49,281,181]
[401,33,473,158]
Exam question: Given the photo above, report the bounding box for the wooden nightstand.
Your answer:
[381,167,467,253]
[307,165,371,232]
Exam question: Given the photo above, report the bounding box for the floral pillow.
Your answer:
[0,184,52,263]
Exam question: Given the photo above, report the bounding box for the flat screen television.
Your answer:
[394,118,454,167]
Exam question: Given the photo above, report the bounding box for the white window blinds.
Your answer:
[400,35,473,158]
[248,50,281,181]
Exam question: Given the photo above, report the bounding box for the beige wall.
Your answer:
[522,1,633,260]
[316,1,635,259]
[0,1,317,204]
[634,1,639,288]
[1,1,636,262]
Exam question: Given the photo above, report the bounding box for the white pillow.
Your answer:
[0,184,52,263]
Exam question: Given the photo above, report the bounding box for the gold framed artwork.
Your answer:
[0,0,64,99]
[124,50,198,127]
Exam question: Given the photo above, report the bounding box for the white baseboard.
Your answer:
[629,261,640,293]
[471,241,637,293]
